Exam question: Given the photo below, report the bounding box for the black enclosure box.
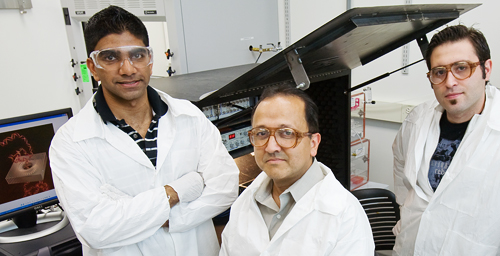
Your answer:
[151,4,479,189]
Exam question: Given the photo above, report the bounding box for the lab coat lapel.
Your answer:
[269,185,316,244]
[430,126,483,199]
[73,97,153,168]
[269,168,342,244]
[102,89,180,171]
[248,195,272,249]
[408,106,441,201]
[156,110,176,172]
[104,124,154,168]
[239,174,273,250]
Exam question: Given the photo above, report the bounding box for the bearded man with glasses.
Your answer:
[220,84,374,255]
[49,5,239,256]
[392,24,500,255]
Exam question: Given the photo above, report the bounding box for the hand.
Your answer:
[164,185,180,207]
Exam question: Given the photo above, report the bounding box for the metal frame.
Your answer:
[0,0,32,13]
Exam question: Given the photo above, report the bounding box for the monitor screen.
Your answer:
[0,108,73,222]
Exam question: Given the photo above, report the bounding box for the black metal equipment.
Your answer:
[151,4,479,190]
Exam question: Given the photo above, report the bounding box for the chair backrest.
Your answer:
[351,188,400,251]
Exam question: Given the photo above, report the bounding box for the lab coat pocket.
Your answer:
[438,166,485,217]
[440,229,498,256]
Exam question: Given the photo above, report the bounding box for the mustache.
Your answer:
[263,152,288,162]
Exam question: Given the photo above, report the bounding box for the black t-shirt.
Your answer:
[428,112,470,191]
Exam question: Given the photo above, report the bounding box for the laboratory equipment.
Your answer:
[152,4,479,190]
[0,108,73,243]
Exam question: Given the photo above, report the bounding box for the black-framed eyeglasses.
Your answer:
[247,127,312,149]
[426,61,481,85]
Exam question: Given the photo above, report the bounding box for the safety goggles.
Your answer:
[90,46,153,70]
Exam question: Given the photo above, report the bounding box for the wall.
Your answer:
[144,22,171,77]
[277,0,346,47]
[0,0,81,120]
[168,0,279,74]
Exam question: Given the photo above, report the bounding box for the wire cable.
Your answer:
[255,52,262,63]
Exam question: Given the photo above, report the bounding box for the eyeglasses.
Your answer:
[426,61,481,85]
[247,127,312,149]
[90,46,153,70]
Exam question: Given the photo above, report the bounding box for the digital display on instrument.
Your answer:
[221,125,252,153]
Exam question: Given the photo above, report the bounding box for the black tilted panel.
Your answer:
[305,75,351,190]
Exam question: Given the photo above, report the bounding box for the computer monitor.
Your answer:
[0,108,73,242]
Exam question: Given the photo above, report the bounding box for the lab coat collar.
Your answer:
[72,87,199,142]
[405,100,442,202]
[246,161,346,244]
[71,100,153,168]
[270,163,346,242]
[459,85,500,145]
[313,162,347,215]
[251,161,345,216]
[73,97,107,141]
[70,87,201,169]
[484,85,500,131]
[287,158,325,203]
[153,87,207,171]
[429,85,500,132]
[92,85,168,125]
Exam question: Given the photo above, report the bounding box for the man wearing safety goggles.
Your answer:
[393,25,500,255]
[49,5,239,256]
[220,84,374,255]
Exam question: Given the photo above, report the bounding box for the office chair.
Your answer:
[351,188,400,254]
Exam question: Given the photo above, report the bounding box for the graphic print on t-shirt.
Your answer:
[428,137,461,191]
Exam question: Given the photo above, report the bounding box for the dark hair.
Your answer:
[252,84,320,133]
[425,25,490,79]
[84,5,149,56]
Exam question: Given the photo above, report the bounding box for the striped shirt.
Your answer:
[93,86,168,167]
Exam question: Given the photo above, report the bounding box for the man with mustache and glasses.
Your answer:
[392,25,500,255]
[49,6,239,256]
[219,84,374,255]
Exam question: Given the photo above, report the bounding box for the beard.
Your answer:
[450,99,457,105]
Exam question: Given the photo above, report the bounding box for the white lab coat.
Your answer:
[219,162,374,256]
[392,85,500,255]
[49,88,239,256]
